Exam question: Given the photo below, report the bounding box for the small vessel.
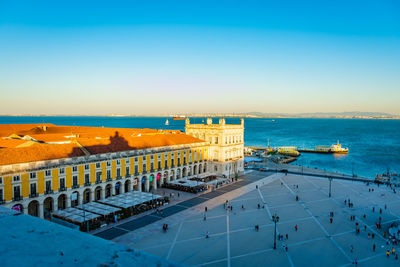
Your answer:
[299,141,348,154]
[165,119,169,126]
[277,147,300,157]
[172,116,185,120]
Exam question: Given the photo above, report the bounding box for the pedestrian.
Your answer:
[178,193,180,198]
[286,233,288,240]
[372,233,375,239]
[380,208,382,214]
[205,206,208,212]
[385,204,387,210]
[258,203,260,209]
[364,225,367,231]
[350,245,354,253]
[368,233,371,239]
[295,225,298,231]
[206,231,209,238]
[285,245,288,252]
[363,214,366,219]
[372,207,375,212]
[373,244,376,252]
[396,254,399,260]
[392,248,395,255]
[230,206,233,211]
[386,250,390,257]
[242,205,245,210]
[330,218,333,224]
[344,200,347,206]
[203,215,206,221]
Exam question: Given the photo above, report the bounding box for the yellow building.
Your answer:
[0,124,208,219]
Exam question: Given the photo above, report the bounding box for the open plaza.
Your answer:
[105,170,400,267]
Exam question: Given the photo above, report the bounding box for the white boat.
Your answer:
[165,119,169,126]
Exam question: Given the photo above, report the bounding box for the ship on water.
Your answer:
[299,141,348,154]
[165,119,169,126]
[172,115,186,120]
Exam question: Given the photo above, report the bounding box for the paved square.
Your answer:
[113,171,400,266]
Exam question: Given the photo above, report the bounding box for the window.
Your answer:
[165,160,168,168]
[117,168,121,177]
[13,175,20,182]
[30,172,36,179]
[150,155,154,159]
[178,158,181,166]
[0,177,2,184]
[73,175,78,186]
[171,159,174,166]
[96,163,101,168]
[126,158,130,164]
[117,159,121,165]
[45,170,51,176]
[59,168,65,174]
[0,188,3,202]
[13,186,21,199]
[134,165,138,174]
[85,174,90,184]
[72,166,78,172]
[30,183,37,196]
[158,161,161,169]
[96,172,101,183]
[107,170,111,180]
[84,164,89,170]
[107,161,111,167]
[135,157,138,162]
[143,164,146,172]
[60,178,65,189]
[126,167,130,176]
[150,163,154,171]
[45,181,52,192]
[215,137,218,144]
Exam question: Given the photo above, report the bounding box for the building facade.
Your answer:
[0,124,208,218]
[185,118,244,178]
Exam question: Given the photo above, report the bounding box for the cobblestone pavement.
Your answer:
[113,171,400,267]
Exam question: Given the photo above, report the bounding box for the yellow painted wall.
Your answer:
[146,156,150,172]
[52,169,59,191]
[161,154,165,169]
[139,157,143,173]
[130,158,135,174]
[121,159,126,177]
[66,167,72,188]
[4,176,12,201]
[180,151,184,165]
[90,164,96,184]
[174,152,177,165]
[78,165,84,186]
[111,160,116,178]
[154,154,158,170]
[37,171,45,194]
[168,152,171,168]
[101,162,107,181]
[21,173,29,198]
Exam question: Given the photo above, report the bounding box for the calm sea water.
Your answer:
[1,116,399,179]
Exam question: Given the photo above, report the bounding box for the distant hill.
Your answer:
[243,111,396,118]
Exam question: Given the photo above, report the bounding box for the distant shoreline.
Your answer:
[0,114,399,120]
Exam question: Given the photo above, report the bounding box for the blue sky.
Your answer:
[0,0,399,115]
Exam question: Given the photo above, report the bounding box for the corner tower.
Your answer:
[185,118,244,178]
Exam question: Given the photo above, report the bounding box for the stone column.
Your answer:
[90,191,94,203]
[38,203,44,219]
[153,176,157,191]
[66,195,71,208]
[145,178,150,192]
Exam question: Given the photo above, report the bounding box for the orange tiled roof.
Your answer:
[0,124,204,166]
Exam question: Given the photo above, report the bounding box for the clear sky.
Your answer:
[0,0,399,115]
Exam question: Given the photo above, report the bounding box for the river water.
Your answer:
[1,116,399,179]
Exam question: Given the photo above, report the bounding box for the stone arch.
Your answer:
[124,179,131,193]
[28,200,39,217]
[203,163,207,173]
[105,184,112,198]
[188,166,192,176]
[115,182,122,195]
[12,203,23,213]
[170,170,175,181]
[83,188,91,204]
[57,194,67,210]
[133,178,139,191]
[43,197,54,219]
[157,173,162,187]
[182,167,187,177]
[141,176,147,192]
[199,164,202,174]
[176,168,181,179]
[193,165,198,175]
[163,171,169,184]
[95,186,102,201]
[71,191,79,207]
[149,174,155,192]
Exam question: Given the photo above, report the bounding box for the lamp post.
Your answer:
[329,177,333,197]
[272,214,279,249]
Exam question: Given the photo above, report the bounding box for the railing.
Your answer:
[29,193,38,198]
[150,168,154,172]
[143,170,147,174]
[13,196,22,201]
[0,200,4,204]
[95,180,102,184]
[134,172,139,176]
[72,184,80,189]
[157,167,162,171]
[84,182,91,187]
[116,176,122,180]
[45,190,53,195]
[59,187,66,192]
[106,177,112,182]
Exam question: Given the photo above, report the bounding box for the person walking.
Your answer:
[373,244,376,252]
[386,250,390,257]
[286,233,288,240]
[330,217,333,224]
[206,231,209,238]
[295,225,298,231]
[350,245,354,253]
